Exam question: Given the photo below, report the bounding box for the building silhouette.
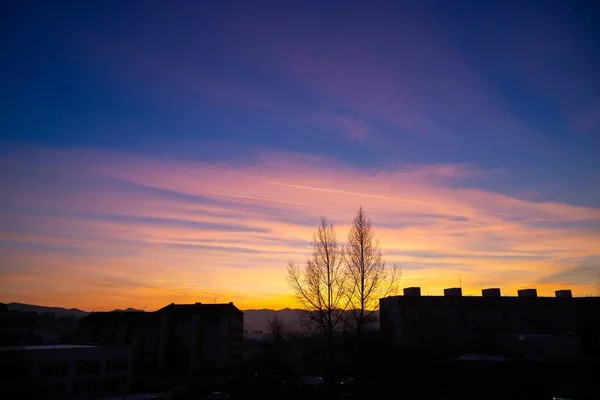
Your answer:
[380,287,600,358]
[78,302,244,375]
[0,344,132,399]
[0,309,37,345]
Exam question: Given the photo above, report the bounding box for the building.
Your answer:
[155,303,244,374]
[0,344,132,399]
[78,311,158,374]
[0,308,82,346]
[380,287,600,358]
[78,302,244,375]
[0,309,37,345]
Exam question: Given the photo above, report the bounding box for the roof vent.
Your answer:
[403,287,421,296]
[555,289,572,298]
[444,288,462,297]
[482,288,501,297]
[518,289,537,298]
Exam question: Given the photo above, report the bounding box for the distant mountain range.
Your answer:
[242,308,302,332]
[4,303,144,319]
[6,302,91,318]
[3,302,303,332]
[4,302,378,333]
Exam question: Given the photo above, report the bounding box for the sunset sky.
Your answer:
[1,1,599,311]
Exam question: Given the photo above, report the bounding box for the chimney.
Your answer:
[555,289,572,298]
[518,289,537,298]
[403,287,421,296]
[444,288,462,297]
[482,288,501,297]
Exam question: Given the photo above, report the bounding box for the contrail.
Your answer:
[211,192,313,207]
[267,181,554,221]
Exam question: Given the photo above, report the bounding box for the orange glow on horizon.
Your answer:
[1,148,599,311]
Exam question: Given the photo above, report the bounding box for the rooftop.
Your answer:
[383,286,595,299]
[156,302,243,315]
[82,302,243,322]
[0,344,99,352]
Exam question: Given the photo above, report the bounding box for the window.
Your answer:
[39,363,68,379]
[76,361,101,375]
[73,380,100,395]
[36,383,66,399]
[106,359,129,373]
[105,377,127,394]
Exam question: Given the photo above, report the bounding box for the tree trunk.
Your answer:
[327,329,334,365]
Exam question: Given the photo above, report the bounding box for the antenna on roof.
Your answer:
[459,272,462,289]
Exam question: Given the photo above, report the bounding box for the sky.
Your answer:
[1,0,599,311]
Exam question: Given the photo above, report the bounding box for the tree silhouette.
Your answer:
[267,314,292,342]
[345,206,399,340]
[263,314,296,373]
[287,217,348,362]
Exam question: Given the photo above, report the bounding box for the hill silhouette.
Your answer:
[7,302,91,318]
[4,302,304,332]
[243,307,301,332]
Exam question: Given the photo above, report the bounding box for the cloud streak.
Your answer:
[267,181,576,221]
[1,146,599,310]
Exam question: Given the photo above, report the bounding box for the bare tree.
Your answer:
[264,314,296,374]
[267,314,292,342]
[345,206,399,340]
[287,217,348,361]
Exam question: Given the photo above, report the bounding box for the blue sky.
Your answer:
[1,1,599,309]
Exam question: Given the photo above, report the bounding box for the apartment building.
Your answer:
[78,302,244,376]
[380,287,600,358]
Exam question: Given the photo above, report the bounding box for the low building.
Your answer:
[0,310,37,345]
[78,302,244,376]
[0,344,132,399]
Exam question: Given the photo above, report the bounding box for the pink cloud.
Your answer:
[2,147,599,309]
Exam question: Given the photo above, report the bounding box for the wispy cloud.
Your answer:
[1,146,599,309]
[219,4,546,145]
[312,112,376,141]
[74,2,550,151]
